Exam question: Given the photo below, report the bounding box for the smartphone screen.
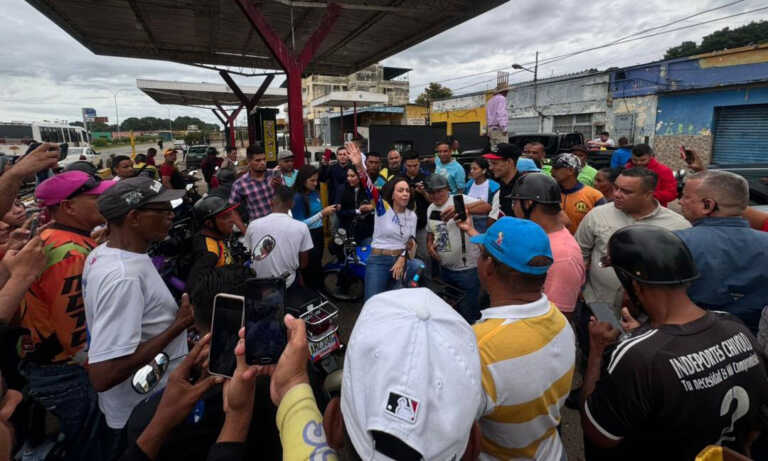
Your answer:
[587,302,625,334]
[244,278,287,365]
[429,210,442,221]
[452,194,467,221]
[209,294,245,377]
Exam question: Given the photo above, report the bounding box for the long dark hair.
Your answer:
[294,164,318,216]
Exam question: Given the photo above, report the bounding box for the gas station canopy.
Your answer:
[310,91,387,108]
[26,0,505,76]
[27,0,508,164]
[137,79,288,108]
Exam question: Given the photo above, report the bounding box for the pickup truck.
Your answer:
[455,132,585,173]
[674,163,768,205]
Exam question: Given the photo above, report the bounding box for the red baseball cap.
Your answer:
[35,171,115,207]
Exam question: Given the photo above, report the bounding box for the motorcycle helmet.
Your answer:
[507,172,561,218]
[608,224,699,306]
[216,167,236,186]
[206,147,219,156]
[193,195,236,226]
[63,161,99,177]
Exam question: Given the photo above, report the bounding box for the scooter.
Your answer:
[322,227,370,301]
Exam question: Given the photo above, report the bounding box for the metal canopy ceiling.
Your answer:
[26,0,506,76]
[137,79,288,107]
[310,90,387,108]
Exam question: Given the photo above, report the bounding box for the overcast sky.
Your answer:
[1,0,767,128]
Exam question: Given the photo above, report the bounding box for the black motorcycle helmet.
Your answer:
[216,167,236,186]
[193,195,235,227]
[507,172,561,218]
[608,224,699,306]
[63,161,99,177]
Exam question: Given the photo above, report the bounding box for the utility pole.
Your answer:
[534,51,539,133]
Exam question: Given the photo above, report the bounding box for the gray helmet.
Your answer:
[508,173,561,205]
[425,174,449,192]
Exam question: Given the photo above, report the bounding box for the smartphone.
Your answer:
[244,278,287,365]
[28,215,39,236]
[209,294,245,378]
[429,210,442,221]
[587,302,625,334]
[22,142,68,162]
[452,194,467,221]
[679,145,693,165]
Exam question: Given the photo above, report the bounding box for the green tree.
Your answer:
[664,21,768,59]
[415,82,453,106]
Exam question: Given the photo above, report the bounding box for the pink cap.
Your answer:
[35,171,115,207]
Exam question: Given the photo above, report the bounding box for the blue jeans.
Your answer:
[441,267,481,324]
[21,362,105,461]
[364,254,424,301]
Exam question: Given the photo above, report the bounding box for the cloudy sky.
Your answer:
[1,0,767,128]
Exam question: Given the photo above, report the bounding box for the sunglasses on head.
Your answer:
[66,175,101,200]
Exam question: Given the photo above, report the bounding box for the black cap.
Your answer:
[483,143,521,161]
[98,176,185,221]
[508,173,561,205]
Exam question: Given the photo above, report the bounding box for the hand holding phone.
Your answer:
[244,278,287,365]
[679,145,694,165]
[452,194,467,222]
[209,294,245,378]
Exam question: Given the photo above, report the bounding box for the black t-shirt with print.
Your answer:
[586,312,768,460]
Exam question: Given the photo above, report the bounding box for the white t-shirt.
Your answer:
[468,180,490,203]
[245,212,313,287]
[427,195,481,271]
[371,204,417,250]
[83,244,188,429]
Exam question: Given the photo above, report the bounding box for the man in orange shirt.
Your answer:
[21,170,114,460]
[551,153,605,233]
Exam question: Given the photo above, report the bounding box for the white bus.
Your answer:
[0,121,101,167]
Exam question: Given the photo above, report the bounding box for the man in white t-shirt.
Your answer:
[425,175,489,323]
[83,177,192,450]
[245,185,313,287]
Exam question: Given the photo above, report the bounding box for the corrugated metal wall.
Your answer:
[713,104,768,164]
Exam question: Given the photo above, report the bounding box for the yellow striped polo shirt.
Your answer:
[473,295,576,460]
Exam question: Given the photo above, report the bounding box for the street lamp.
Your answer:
[512,51,540,132]
[92,86,128,141]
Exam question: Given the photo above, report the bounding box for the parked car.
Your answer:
[185,144,209,169]
[173,141,188,155]
[59,146,103,168]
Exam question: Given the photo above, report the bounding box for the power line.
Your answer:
[410,0,765,90]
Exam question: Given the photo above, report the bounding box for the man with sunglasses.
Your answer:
[82,177,192,455]
[677,170,768,335]
[20,170,115,460]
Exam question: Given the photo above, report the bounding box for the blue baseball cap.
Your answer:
[516,157,541,173]
[469,217,552,275]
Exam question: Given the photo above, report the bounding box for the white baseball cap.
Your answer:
[341,288,483,460]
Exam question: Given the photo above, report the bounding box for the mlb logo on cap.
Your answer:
[385,392,420,424]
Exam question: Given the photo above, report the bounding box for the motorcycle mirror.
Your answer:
[170,198,184,209]
[337,228,347,237]
[252,235,277,261]
[131,352,169,394]
[185,183,194,191]
[334,236,344,246]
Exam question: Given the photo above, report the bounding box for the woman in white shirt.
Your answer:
[346,142,423,301]
[465,158,499,233]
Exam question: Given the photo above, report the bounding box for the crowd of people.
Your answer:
[0,132,767,461]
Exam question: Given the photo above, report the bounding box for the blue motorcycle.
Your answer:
[322,227,370,301]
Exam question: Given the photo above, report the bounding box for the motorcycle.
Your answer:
[322,227,370,301]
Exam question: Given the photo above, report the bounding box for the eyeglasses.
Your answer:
[66,175,100,200]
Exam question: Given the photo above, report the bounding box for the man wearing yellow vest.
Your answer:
[188,195,239,284]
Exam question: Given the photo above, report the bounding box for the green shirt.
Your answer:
[578,164,597,187]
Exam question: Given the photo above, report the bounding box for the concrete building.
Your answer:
[302,64,410,143]
[609,44,768,169]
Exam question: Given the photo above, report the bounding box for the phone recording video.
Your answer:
[244,278,287,365]
[209,294,245,378]
[680,145,693,165]
[452,194,467,221]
